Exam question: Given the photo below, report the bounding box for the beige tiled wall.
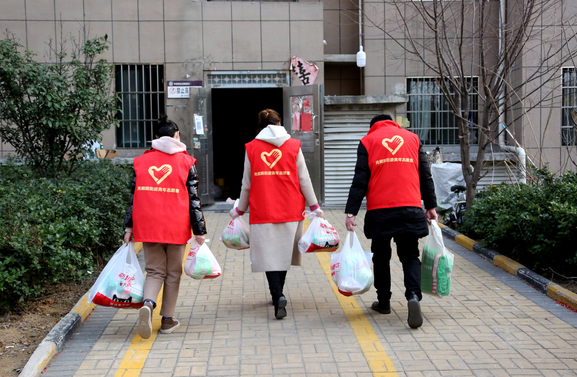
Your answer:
[0,0,322,72]
[1,0,574,171]
[0,0,323,156]
[319,0,358,55]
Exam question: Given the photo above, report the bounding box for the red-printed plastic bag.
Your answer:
[220,217,250,250]
[330,231,373,296]
[184,240,222,280]
[220,199,250,250]
[88,243,144,308]
[298,213,340,253]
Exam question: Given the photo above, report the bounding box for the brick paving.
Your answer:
[42,210,577,377]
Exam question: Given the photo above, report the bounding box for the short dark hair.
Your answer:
[370,114,393,127]
[157,115,180,138]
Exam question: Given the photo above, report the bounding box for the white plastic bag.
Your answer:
[88,243,145,308]
[220,199,250,250]
[298,213,340,253]
[330,231,373,297]
[184,240,222,280]
[421,220,454,297]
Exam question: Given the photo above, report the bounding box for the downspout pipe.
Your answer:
[500,125,527,184]
[497,0,527,184]
[359,0,362,49]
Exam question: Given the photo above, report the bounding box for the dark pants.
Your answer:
[371,236,422,302]
[265,271,287,302]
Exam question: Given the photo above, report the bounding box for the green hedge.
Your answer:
[461,168,577,276]
[0,160,133,309]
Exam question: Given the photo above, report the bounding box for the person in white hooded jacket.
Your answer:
[230,109,323,319]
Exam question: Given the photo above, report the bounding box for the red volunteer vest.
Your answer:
[361,120,422,210]
[132,149,196,244]
[245,138,305,224]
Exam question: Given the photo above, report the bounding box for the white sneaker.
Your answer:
[137,302,153,339]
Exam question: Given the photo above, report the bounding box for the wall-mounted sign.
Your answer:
[167,80,202,98]
[290,57,318,86]
[194,114,204,135]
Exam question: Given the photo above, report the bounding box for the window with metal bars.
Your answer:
[562,67,577,146]
[115,65,165,148]
[406,77,478,145]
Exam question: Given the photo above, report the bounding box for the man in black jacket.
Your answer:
[344,114,437,329]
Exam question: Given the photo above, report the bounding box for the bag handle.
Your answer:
[349,231,355,248]
[302,210,321,219]
[428,220,446,253]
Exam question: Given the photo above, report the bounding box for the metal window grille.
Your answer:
[406,77,479,145]
[562,67,577,146]
[207,71,289,88]
[115,65,165,148]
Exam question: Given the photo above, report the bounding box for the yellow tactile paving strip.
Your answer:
[61,210,577,377]
[316,252,398,376]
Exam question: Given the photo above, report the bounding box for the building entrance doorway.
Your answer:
[211,87,283,201]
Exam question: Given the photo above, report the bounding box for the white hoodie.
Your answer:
[255,125,290,147]
[151,136,187,154]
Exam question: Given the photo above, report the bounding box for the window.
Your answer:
[562,68,577,146]
[407,77,478,145]
[115,65,165,148]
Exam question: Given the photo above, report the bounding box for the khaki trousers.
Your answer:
[143,243,186,317]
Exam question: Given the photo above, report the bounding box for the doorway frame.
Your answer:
[191,70,324,205]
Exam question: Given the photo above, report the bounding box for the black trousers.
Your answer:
[265,271,287,301]
[371,236,422,302]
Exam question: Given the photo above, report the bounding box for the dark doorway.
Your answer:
[211,87,284,201]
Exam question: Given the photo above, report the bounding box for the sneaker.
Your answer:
[137,301,153,339]
[371,301,391,314]
[160,317,180,334]
[407,293,423,329]
[275,296,287,319]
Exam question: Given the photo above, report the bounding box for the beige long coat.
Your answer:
[237,125,318,272]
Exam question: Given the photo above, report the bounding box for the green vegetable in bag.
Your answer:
[421,221,454,297]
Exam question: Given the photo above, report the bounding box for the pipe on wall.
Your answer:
[497,0,527,184]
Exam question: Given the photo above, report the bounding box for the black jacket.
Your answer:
[124,164,207,236]
[344,141,436,239]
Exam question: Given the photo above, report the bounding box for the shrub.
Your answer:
[461,167,577,276]
[0,160,133,309]
[0,34,118,178]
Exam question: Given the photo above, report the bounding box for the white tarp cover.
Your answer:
[430,163,466,210]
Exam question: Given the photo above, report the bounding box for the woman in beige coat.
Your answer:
[230,109,323,319]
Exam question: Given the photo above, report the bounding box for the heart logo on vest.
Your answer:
[382,136,404,155]
[148,164,173,184]
[261,149,282,169]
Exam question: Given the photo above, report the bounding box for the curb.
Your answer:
[438,223,577,311]
[19,292,96,377]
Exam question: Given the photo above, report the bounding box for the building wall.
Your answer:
[519,0,577,174]
[359,0,577,173]
[2,0,575,173]
[0,0,324,156]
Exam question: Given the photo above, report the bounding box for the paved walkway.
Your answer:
[43,210,577,376]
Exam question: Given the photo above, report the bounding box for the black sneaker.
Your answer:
[275,296,287,319]
[370,301,391,314]
[407,293,423,329]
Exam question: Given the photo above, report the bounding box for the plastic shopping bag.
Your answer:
[330,231,373,297]
[220,199,250,250]
[184,239,222,280]
[298,213,340,253]
[220,217,250,249]
[88,243,144,309]
[421,220,454,297]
